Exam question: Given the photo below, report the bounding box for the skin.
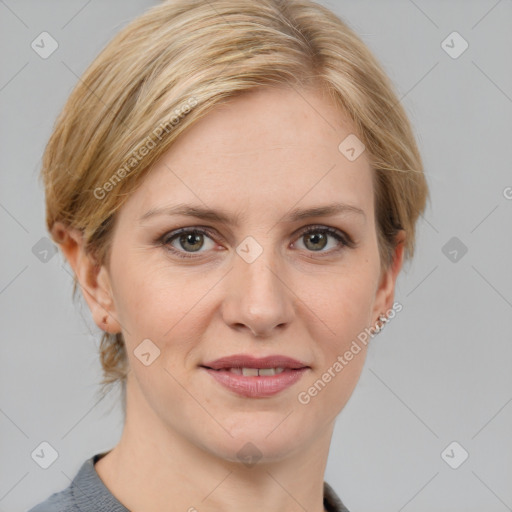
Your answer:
[55,85,405,512]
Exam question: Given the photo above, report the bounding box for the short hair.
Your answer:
[41,0,429,401]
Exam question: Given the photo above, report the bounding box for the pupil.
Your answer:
[182,233,202,252]
[306,232,326,251]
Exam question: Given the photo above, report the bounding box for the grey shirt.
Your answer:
[28,453,350,512]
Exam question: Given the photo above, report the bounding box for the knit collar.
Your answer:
[69,452,348,512]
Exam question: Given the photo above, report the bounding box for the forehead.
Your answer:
[122,86,374,224]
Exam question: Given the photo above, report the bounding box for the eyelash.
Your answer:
[157,225,355,260]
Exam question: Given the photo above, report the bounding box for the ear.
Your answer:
[52,221,121,334]
[371,230,406,326]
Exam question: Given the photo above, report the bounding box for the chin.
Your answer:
[199,413,313,464]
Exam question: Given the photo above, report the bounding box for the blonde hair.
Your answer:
[41,0,429,403]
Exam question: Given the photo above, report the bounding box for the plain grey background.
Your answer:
[1,1,511,511]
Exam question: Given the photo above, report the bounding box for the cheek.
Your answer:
[109,258,216,380]
[110,256,185,332]
[303,266,377,342]
[295,265,377,407]
[295,275,374,420]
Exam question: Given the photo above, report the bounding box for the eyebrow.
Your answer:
[138,202,366,226]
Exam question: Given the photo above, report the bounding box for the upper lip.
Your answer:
[201,354,309,370]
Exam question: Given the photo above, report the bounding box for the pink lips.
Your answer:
[201,354,310,398]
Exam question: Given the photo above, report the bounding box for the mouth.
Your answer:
[201,354,309,371]
[205,367,289,376]
[200,354,310,398]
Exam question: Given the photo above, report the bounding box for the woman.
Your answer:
[29,0,428,510]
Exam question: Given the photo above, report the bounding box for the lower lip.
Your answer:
[203,368,308,398]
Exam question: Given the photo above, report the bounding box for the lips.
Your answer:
[200,354,310,398]
[201,354,309,371]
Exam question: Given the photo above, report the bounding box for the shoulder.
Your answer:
[26,453,109,512]
[26,486,78,512]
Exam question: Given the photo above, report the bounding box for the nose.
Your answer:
[221,246,294,338]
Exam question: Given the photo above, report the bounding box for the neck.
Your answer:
[95,374,334,512]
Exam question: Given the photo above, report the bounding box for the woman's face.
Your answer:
[99,85,402,462]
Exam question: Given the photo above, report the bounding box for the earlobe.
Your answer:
[94,265,121,334]
[51,221,121,334]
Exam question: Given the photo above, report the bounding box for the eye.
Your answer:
[157,225,354,260]
[160,227,217,259]
[293,225,353,255]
